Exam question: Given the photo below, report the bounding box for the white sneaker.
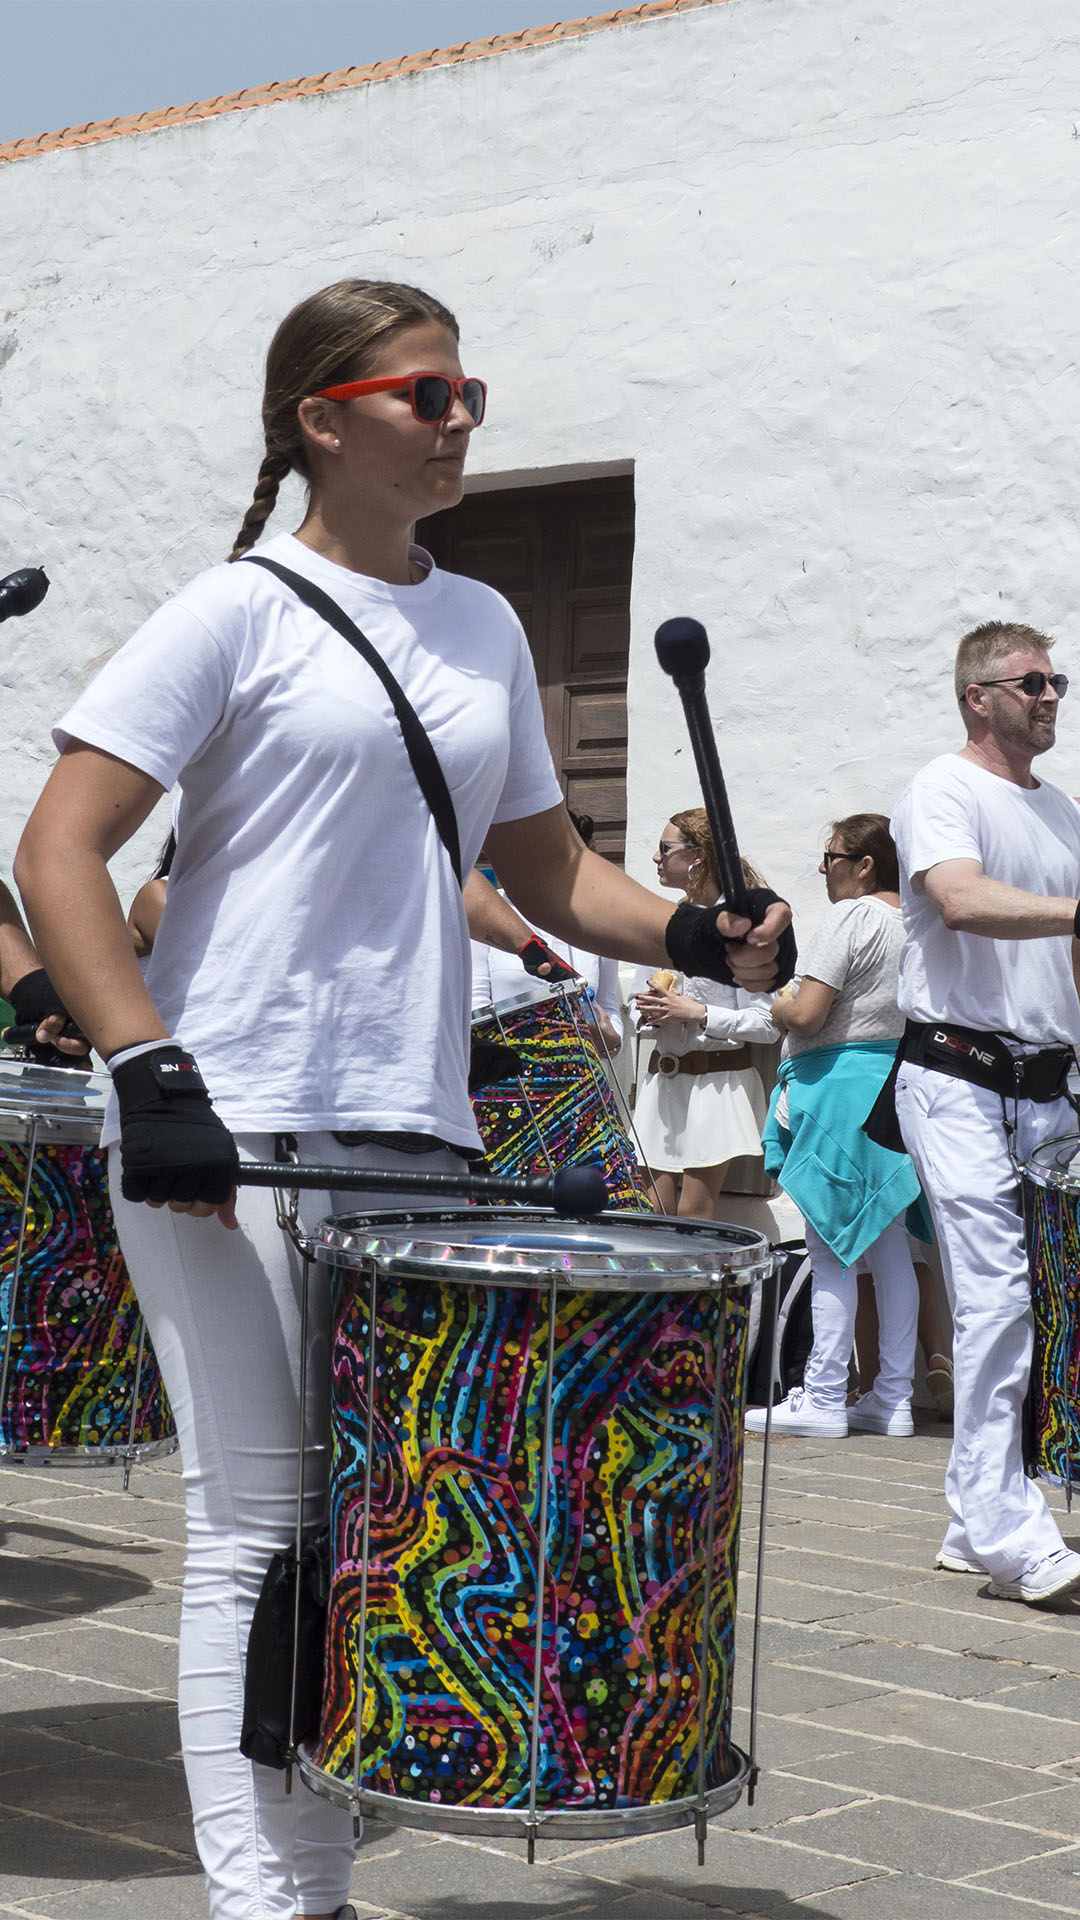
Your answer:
[935,1548,985,1575]
[745,1388,847,1437]
[987,1548,1080,1605]
[846,1391,915,1437]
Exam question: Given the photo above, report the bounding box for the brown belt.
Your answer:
[648,1045,753,1078]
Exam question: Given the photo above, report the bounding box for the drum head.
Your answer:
[1023,1133,1080,1191]
[0,1060,108,1145]
[315,1206,771,1291]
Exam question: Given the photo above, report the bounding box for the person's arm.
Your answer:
[463,868,535,953]
[0,876,90,1057]
[771,976,837,1037]
[15,742,237,1227]
[127,877,168,960]
[485,804,793,992]
[701,991,780,1047]
[15,745,171,1056]
[921,857,1078,939]
[462,867,577,980]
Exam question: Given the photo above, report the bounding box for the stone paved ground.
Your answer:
[2,1420,1080,1918]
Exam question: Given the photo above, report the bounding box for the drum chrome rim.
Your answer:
[470,980,583,1026]
[1022,1131,1080,1191]
[0,1061,110,1146]
[313,1206,773,1290]
[0,1434,178,1467]
[295,1740,752,1841]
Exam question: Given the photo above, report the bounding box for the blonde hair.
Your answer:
[954,620,1054,725]
[227,279,459,562]
[669,807,766,905]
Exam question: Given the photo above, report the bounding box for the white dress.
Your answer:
[630,972,777,1174]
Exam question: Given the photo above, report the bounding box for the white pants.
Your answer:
[895,1063,1071,1582]
[110,1132,463,1920]
[802,1215,919,1410]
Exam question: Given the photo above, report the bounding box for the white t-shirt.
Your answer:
[786,896,905,1056]
[892,752,1080,1045]
[55,532,563,1147]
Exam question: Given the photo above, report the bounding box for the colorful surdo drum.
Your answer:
[0,1062,175,1472]
[470,984,649,1211]
[302,1207,774,1853]
[1023,1134,1080,1502]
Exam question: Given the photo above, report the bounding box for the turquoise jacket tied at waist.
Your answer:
[762,1039,931,1267]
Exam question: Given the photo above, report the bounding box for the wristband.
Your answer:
[665,891,798,991]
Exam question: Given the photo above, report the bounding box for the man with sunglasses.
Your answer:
[889,621,1080,1605]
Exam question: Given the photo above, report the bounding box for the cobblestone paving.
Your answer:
[2,1421,1079,1918]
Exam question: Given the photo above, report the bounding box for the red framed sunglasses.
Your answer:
[316,372,487,426]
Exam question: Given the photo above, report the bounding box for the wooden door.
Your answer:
[418,475,634,863]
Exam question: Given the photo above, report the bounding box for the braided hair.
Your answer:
[227,279,460,562]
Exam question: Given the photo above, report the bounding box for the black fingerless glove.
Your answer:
[112,1045,240,1206]
[8,968,88,1065]
[517,937,578,984]
[665,891,798,990]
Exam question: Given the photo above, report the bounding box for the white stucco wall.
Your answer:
[3,0,1080,932]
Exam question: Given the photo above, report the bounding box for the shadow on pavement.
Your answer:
[0,1702,193,1879]
[0,1515,157,1625]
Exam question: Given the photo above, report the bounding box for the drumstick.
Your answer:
[238,1159,610,1216]
[654,616,754,923]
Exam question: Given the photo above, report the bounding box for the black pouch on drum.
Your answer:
[239,1530,329,1770]
[468,1035,523,1093]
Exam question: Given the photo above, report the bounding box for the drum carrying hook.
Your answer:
[272,1132,309,1259]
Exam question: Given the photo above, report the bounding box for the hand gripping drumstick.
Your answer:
[238,1159,610,1216]
[654,616,755,924]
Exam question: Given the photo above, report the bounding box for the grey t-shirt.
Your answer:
[786,896,905,1056]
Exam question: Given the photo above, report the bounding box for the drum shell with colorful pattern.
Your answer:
[302,1209,772,1839]
[1022,1133,1080,1494]
[0,1063,175,1463]
[470,984,648,1211]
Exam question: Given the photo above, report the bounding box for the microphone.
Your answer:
[0,568,49,623]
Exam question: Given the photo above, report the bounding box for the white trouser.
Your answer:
[801,1215,919,1410]
[895,1063,1072,1582]
[110,1132,463,1920]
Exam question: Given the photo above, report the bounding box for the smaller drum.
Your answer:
[303,1207,775,1853]
[471,982,649,1211]
[1022,1133,1080,1500]
[0,1061,175,1470]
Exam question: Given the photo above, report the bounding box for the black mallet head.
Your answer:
[655,616,710,683]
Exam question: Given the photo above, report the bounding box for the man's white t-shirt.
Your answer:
[55,532,563,1148]
[892,752,1080,1045]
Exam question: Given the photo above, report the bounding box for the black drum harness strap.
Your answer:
[865,1017,1080,1167]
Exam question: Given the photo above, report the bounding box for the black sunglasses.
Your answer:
[821,849,853,868]
[975,671,1069,698]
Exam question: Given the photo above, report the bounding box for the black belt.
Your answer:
[900,1020,1073,1103]
[862,1020,1074,1155]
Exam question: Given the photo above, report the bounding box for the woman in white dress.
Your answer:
[632,809,778,1217]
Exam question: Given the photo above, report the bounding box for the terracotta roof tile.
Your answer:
[0,0,720,166]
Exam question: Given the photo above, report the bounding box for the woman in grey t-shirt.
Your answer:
[746,814,925,1441]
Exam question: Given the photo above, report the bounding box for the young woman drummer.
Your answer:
[15,278,793,1920]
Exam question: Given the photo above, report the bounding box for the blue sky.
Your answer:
[0,0,586,144]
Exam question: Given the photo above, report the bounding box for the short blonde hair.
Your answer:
[954,620,1054,722]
